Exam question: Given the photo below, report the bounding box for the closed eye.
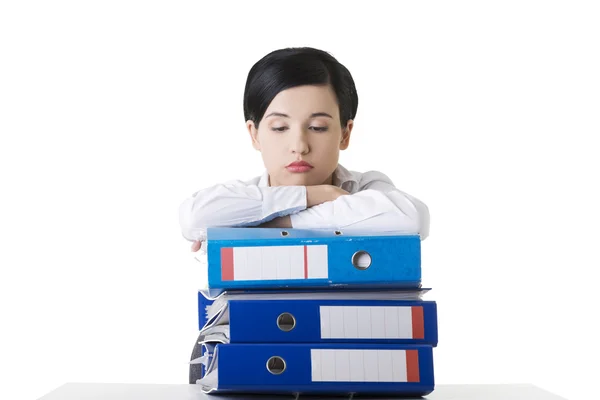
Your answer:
[271,126,328,132]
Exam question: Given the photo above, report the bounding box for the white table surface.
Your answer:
[38,383,567,400]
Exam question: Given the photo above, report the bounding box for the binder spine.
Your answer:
[206,232,422,291]
[228,300,437,345]
[215,343,434,395]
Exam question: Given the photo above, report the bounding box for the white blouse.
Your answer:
[179,164,429,242]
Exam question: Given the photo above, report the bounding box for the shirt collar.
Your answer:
[258,170,269,187]
[257,164,358,191]
[332,163,359,191]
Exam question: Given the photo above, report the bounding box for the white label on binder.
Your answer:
[319,306,414,339]
[221,245,328,281]
[310,349,419,382]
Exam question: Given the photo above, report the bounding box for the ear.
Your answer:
[246,120,261,151]
[339,119,353,150]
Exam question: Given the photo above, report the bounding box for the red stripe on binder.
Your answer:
[303,245,308,279]
[406,349,420,382]
[411,306,424,339]
[221,247,234,281]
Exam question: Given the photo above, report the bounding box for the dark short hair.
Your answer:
[243,47,358,128]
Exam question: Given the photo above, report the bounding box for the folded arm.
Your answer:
[179,173,429,242]
[178,181,307,241]
[288,175,430,239]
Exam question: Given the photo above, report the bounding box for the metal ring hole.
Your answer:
[352,250,372,270]
[334,230,343,236]
[280,230,289,237]
[266,356,286,375]
[277,312,296,332]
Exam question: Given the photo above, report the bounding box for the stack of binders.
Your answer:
[189,227,438,397]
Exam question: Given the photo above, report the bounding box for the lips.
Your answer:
[287,161,313,168]
[286,161,313,173]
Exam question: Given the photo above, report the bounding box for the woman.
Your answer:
[179,47,429,252]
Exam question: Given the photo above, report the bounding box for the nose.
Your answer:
[289,129,309,155]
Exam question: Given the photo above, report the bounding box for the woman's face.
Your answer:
[247,84,353,187]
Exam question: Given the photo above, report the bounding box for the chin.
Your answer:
[281,173,320,187]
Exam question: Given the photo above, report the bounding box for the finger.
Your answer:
[191,241,201,252]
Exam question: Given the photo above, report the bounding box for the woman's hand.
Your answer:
[191,240,202,252]
[306,185,349,207]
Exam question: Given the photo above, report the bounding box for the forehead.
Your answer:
[265,85,339,117]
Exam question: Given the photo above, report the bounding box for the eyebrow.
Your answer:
[265,112,333,119]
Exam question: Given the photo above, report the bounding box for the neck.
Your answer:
[322,172,334,186]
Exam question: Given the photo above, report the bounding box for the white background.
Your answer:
[1,1,598,399]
